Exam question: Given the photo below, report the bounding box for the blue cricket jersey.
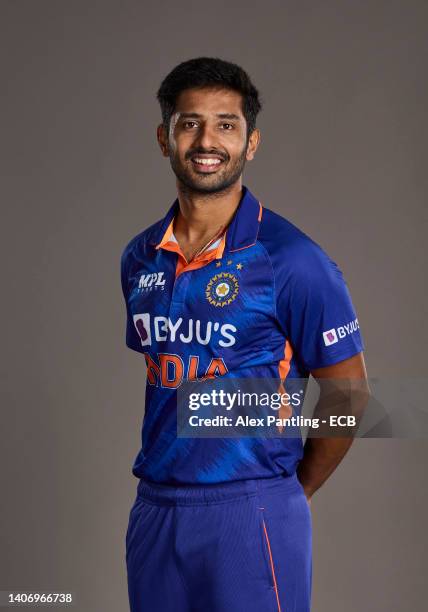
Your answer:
[120,186,364,484]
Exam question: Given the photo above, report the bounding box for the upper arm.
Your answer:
[120,242,146,354]
[310,351,368,380]
[275,239,365,372]
[310,352,371,424]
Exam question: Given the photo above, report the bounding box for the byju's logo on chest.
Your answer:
[138,271,166,291]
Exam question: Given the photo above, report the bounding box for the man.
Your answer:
[121,57,368,612]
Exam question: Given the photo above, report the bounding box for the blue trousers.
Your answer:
[126,472,312,611]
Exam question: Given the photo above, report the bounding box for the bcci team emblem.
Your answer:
[206,272,239,307]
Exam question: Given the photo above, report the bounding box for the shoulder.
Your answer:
[120,218,163,269]
[258,206,339,283]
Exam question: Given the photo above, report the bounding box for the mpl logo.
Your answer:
[323,318,360,346]
[138,271,166,291]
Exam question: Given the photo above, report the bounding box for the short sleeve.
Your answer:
[120,246,145,354]
[278,241,365,371]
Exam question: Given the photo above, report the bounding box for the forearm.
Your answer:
[296,369,370,500]
[296,436,354,500]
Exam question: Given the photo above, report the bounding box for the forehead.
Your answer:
[174,87,244,117]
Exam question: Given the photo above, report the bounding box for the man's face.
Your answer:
[158,87,259,194]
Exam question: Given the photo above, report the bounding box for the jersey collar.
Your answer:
[147,185,262,254]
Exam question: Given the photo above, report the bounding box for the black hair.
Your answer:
[156,57,262,137]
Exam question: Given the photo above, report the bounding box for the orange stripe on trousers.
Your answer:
[262,518,282,612]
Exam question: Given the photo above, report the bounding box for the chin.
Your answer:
[181,175,226,194]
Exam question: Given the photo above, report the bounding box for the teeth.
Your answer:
[193,158,221,165]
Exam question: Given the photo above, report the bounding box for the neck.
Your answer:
[174,179,243,241]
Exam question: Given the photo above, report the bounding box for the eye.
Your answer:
[183,121,198,129]
[220,123,234,130]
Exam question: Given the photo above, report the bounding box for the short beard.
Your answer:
[169,143,248,196]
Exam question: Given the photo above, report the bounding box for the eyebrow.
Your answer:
[178,112,242,120]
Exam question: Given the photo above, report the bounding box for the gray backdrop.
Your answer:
[1,1,427,610]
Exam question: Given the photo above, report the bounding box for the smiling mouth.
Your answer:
[190,155,225,173]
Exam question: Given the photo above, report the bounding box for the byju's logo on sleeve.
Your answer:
[323,318,360,346]
[323,328,338,346]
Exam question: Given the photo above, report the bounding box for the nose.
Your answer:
[193,122,218,151]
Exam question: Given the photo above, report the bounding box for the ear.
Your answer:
[157,124,169,157]
[246,128,261,161]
